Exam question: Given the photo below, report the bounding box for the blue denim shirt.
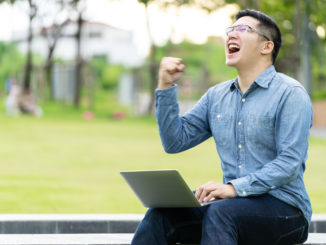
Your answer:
[155,65,313,223]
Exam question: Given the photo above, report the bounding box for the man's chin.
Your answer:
[225,60,237,67]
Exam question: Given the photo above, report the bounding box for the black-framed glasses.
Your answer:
[225,24,270,41]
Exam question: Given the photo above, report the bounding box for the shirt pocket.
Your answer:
[245,115,275,150]
[210,112,231,147]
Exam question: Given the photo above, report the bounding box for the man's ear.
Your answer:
[261,41,274,55]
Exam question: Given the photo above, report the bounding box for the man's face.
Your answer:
[225,16,268,69]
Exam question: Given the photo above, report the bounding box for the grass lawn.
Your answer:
[0,114,325,214]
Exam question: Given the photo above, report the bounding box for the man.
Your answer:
[131,9,312,245]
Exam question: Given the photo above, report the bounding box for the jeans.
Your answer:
[131,194,308,245]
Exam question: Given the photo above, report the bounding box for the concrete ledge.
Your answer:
[1,214,326,234]
[0,233,324,245]
[0,233,134,245]
[310,215,326,233]
[304,233,326,244]
[0,214,325,244]
[0,214,143,234]
[0,214,144,222]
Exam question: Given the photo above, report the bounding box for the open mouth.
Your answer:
[228,44,240,54]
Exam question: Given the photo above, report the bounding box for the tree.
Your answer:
[74,8,84,108]
[0,0,37,92]
[0,0,47,93]
[225,0,326,97]
[0,42,25,91]
[62,0,86,108]
[139,0,225,114]
[39,0,70,99]
[22,0,37,91]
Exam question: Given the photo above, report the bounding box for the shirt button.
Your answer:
[238,121,242,126]
[217,114,221,119]
[238,165,242,168]
[238,144,242,149]
[242,98,246,102]
[242,191,246,195]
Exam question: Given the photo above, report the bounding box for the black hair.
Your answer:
[235,9,282,64]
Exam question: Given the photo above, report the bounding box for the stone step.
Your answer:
[0,214,325,244]
[309,214,326,233]
[0,233,134,245]
[0,233,324,245]
[1,214,325,234]
[304,233,326,244]
[0,214,143,234]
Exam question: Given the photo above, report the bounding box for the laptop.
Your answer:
[120,169,220,208]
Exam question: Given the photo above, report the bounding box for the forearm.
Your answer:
[156,85,211,153]
[229,154,305,197]
[156,86,184,153]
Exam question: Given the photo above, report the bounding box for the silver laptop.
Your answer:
[120,169,220,208]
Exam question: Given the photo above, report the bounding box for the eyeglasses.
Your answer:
[225,24,270,41]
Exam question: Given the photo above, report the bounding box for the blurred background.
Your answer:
[0,0,325,214]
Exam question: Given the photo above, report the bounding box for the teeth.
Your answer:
[229,44,240,49]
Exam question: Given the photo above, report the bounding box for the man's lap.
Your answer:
[134,194,308,245]
[204,195,308,244]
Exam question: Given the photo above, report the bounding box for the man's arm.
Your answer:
[156,57,212,153]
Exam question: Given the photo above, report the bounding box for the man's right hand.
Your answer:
[158,57,185,90]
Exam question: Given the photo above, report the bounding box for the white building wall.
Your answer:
[14,21,144,67]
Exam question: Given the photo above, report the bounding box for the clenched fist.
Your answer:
[158,57,185,90]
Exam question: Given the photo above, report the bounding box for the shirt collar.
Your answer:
[254,65,276,88]
[230,65,276,91]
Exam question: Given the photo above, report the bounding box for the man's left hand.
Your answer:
[195,182,237,203]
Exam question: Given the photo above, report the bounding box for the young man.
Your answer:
[131,9,312,245]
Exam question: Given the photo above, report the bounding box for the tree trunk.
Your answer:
[74,12,83,108]
[45,19,69,100]
[300,0,312,96]
[45,46,55,99]
[291,0,302,80]
[23,0,36,92]
[147,45,158,114]
[144,4,158,115]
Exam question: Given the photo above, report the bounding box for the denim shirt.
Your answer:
[155,65,313,223]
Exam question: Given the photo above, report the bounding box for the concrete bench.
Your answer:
[0,233,324,245]
[0,233,134,245]
[0,214,325,244]
[309,214,326,233]
[302,233,326,244]
[0,214,143,234]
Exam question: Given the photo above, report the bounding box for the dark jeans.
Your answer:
[131,194,308,245]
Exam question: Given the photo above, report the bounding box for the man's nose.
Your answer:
[227,28,238,38]
[226,30,238,41]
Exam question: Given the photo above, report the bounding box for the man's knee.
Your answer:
[205,199,238,220]
[143,208,164,224]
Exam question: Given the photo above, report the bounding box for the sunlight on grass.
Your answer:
[0,115,325,214]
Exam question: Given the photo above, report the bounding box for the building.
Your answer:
[13,20,144,67]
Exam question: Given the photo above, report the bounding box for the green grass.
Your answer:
[0,113,325,214]
[305,137,326,213]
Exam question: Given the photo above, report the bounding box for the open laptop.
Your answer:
[120,169,220,208]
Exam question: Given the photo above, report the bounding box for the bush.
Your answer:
[90,56,124,90]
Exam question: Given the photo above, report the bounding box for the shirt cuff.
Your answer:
[228,177,250,197]
[155,84,178,106]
